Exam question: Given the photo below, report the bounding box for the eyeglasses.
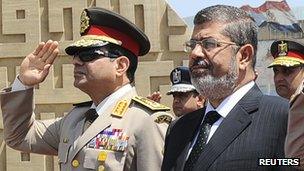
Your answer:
[74,49,119,62]
[184,38,237,53]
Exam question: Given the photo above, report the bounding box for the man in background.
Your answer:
[268,39,304,169]
[148,66,205,117]
[166,66,205,117]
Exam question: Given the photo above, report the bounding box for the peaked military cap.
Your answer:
[166,66,197,95]
[65,7,150,57]
[268,39,304,68]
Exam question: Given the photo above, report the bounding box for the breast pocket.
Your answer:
[58,143,71,164]
[83,148,126,170]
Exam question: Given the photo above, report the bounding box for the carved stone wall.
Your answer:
[0,0,191,170]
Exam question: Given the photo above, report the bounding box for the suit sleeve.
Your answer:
[285,85,304,169]
[1,88,62,155]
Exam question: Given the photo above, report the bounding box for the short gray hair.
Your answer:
[193,5,258,68]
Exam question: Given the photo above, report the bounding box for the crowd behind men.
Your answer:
[0,4,303,171]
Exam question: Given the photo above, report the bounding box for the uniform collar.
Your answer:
[91,84,133,115]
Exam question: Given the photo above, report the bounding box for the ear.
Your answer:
[115,56,130,77]
[196,95,205,108]
[237,44,254,70]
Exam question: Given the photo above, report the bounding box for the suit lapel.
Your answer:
[71,88,138,159]
[194,85,262,171]
[167,108,205,171]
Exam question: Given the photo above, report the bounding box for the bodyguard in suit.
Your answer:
[162,5,296,171]
[1,7,173,170]
[268,40,304,169]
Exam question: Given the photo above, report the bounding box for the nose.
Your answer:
[72,56,84,66]
[173,97,181,104]
[274,71,284,83]
[189,45,205,66]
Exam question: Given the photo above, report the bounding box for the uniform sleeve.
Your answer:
[1,88,62,156]
[135,112,173,171]
[285,86,304,169]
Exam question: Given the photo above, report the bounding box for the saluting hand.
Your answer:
[19,40,59,86]
[147,91,162,103]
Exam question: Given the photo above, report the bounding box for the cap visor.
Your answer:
[65,35,121,55]
[268,56,304,68]
[166,84,196,95]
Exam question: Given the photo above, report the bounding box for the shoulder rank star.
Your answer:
[132,96,170,111]
[111,99,129,118]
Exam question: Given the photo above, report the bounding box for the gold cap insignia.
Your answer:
[278,41,288,57]
[154,115,173,124]
[80,10,90,34]
[111,100,129,118]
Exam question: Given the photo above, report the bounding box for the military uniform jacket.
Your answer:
[1,87,173,171]
[286,81,304,169]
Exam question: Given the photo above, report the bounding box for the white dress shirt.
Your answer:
[187,81,255,158]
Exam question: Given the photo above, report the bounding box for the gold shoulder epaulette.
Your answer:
[132,96,170,111]
[111,99,130,118]
[73,101,93,107]
[154,114,173,124]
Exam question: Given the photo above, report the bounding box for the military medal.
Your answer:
[87,128,129,152]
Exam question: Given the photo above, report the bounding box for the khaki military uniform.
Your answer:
[286,81,304,169]
[1,87,174,171]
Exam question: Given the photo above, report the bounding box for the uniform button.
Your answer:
[72,160,79,168]
[63,138,68,143]
[98,165,105,171]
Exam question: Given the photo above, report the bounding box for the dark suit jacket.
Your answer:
[162,85,298,171]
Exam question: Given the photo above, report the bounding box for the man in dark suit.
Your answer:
[161,5,297,171]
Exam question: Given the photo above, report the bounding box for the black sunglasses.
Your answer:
[74,49,119,62]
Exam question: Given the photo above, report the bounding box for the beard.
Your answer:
[190,55,238,101]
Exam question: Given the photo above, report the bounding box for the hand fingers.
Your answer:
[38,64,52,81]
[36,40,53,60]
[39,40,56,62]
[45,41,59,64]
[32,42,45,56]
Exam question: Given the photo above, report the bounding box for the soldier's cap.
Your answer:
[268,39,304,68]
[65,7,150,57]
[167,66,197,95]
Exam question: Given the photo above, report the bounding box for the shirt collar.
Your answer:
[91,84,133,115]
[205,81,255,118]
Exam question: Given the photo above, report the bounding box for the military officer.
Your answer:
[1,7,173,171]
[268,39,304,169]
[147,66,205,117]
[166,66,205,117]
[268,39,304,100]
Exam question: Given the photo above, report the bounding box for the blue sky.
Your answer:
[166,0,304,18]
